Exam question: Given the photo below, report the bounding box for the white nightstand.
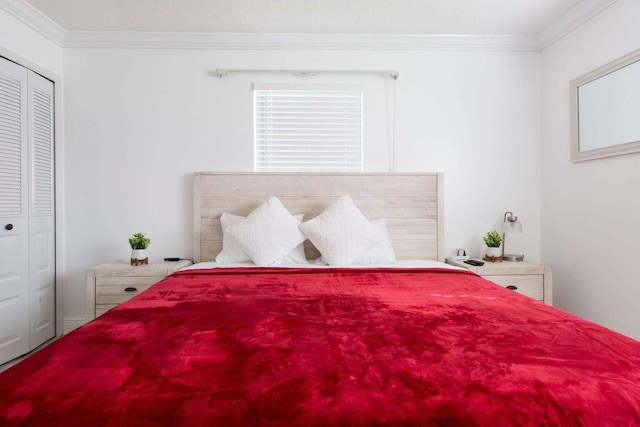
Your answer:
[445,259,552,305]
[86,259,192,320]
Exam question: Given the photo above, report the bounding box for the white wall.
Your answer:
[541,0,640,340]
[0,8,62,76]
[63,47,541,324]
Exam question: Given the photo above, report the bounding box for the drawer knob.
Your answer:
[506,285,518,290]
[124,287,138,292]
[5,224,13,231]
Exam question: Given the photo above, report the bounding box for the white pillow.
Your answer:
[298,195,384,266]
[353,219,397,264]
[215,213,252,263]
[216,213,306,264]
[224,197,306,266]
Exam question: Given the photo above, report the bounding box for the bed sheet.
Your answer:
[179,259,466,271]
[1,267,639,426]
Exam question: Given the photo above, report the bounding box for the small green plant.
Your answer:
[482,230,502,248]
[129,233,151,250]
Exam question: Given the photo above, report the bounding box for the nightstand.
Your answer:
[86,259,192,321]
[445,259,552,304]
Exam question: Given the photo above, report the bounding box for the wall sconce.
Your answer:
[502,211,524,261]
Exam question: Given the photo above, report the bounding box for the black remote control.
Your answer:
[164,257,180,262]
[464,259,485,266]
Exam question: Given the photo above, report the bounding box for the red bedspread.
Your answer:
[1,267,640,426]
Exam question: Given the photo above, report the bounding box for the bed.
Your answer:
[1,172,640,426]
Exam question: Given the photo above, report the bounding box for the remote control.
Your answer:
[164,257,180,262]
[464,259,485,266]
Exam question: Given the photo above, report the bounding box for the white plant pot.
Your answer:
[131,249,147,260]
[486,246,501,258]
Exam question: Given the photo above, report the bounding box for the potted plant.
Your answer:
[129,232,150,265]
[482,230,502,259]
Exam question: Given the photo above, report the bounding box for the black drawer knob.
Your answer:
[5,224,13,231]
[124,287,138,292]
[506,285,518,290]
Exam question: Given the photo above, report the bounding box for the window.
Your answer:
[254,84,362,172]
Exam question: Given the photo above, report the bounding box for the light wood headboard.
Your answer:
[193,172,444,263]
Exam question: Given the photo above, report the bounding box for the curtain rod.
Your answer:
[213,69,399,80]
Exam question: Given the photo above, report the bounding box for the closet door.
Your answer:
[28,70,55,348]
[0,58,30,364]
[0,58,55,365]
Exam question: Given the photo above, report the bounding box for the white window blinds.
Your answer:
[254,84,363,172]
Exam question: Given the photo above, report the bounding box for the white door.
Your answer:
[0,57,30,364]
[28,70,55,348]
[0,58,56,365]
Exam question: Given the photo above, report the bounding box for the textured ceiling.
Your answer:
[23,0,583,34]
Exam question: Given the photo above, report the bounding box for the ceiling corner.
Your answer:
[538,0,618,50]
[0,0,66,46]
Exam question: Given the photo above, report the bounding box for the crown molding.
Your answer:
[538,0,618,49]
[64,32,541,51]
[0,0,618,52]
[0,0,65,46]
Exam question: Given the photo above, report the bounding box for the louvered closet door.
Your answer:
[28,70,55,348]
[0,57,30,364]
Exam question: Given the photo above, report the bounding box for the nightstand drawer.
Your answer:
[445,259,552,304]
[95,284,154,304]
[483,274,543,301]
[87,259,193,321]
[95,276,161,287]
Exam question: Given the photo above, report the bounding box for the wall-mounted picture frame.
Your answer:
[570,48,640,162]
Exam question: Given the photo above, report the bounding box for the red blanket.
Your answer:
[1,267,640,426]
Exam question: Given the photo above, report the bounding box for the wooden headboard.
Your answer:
[193,172,444,263]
